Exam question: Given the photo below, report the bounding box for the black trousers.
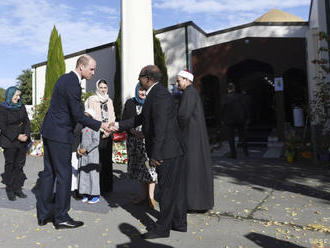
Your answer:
[2,147,27,192]
[226,124,248,157]
[154,156,187,234]
[99,137,113,194]
[36,138,72,224]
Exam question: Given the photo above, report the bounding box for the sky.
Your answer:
[0,0,311,89]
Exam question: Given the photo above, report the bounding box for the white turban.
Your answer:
[177,70,194,82]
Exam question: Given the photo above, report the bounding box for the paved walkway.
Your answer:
[0,151,329,248]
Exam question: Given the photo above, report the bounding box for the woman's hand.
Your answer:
[102,131,111,138]
[77,148,87,156]
[18,134,28,142]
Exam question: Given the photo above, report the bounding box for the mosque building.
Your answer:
[32,0,329,144]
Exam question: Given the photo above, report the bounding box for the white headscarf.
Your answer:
[95,79,109,103]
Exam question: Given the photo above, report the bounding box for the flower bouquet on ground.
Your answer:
[112,140,127,164]
[29,140,44,156]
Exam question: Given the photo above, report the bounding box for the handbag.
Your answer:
[113,132,127,142]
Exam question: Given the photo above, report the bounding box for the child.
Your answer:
[71,122,83,199]
[78,109,101,204]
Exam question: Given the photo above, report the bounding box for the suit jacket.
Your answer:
[0,104,30,148]
[120,83,184,160]
[221,92,249,125]
[41,71,101,144]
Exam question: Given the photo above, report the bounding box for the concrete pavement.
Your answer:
[0,151,329,248]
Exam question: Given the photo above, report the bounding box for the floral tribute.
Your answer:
[112,140,128,164]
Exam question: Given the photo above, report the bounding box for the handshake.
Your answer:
[100,122,119,135]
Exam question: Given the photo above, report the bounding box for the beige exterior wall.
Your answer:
[206,26,307,47]
[156,27,187,86]
[155,24,307,90]
[32,45,116,106]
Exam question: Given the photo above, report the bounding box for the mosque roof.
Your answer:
[254,9,305,22]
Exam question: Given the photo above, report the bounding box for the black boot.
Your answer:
[15,189,27,198]
[71,190,82,200]
[6,190,16,201]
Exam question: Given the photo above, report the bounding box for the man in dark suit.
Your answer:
[221,83,249,158]
[36,54,111,229]
[115,65,187,239]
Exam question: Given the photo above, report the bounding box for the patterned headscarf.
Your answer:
[134,82,145,105]
[1,86,22,109]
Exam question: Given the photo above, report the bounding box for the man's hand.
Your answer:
[150,159,163,167]
[18,134,28,142]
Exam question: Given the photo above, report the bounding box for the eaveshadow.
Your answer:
[211,156,330,202]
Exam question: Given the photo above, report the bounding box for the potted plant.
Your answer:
[285,129,301,163]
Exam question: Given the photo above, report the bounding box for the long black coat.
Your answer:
[120,83,184,160]
[178,85,214,210]
[0,104,30,149]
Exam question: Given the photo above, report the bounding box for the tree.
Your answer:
[153,31,168,88]
[0,87,5,102]
[310,31,330,159]
[113,28,168,119]
[44,26,65,99]
[17,69,32,105]
[31,26,66,137]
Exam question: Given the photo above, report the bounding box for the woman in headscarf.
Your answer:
[0,86,30,201]
[122,83,157,209]
[85,79,115,195]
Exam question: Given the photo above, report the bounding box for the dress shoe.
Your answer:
[227,154,237,159]
[171,225,187,232]
[6,191,16,201]
[55,219,84,229]
[15,190,27,198]
[71,190,82,200]
[38,217,54,226]
[141,230,169,239]
[187,209,208,214]
[133,197,146,205]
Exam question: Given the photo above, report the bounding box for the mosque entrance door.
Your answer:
[227,59,275,145]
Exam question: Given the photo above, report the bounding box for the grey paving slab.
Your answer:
[0,152,329,248]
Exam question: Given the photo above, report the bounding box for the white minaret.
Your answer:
[121,0,154,103]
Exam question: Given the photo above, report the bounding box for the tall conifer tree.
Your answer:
[44,26,65,99]
[17,69,32,105]
[113,28,168,119]
[153,31,168,88]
